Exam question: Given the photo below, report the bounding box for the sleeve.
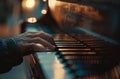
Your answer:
[0,38,23,74]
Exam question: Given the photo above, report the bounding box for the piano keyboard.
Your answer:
[24,34,120,79]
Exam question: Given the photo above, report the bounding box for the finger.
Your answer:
[35,43,55,52]
[26,37,56,50]
[21,43,55,56]
[26,31,55,44]
[25,31,37,34]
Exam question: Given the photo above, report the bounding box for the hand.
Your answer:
[12,31,56,56]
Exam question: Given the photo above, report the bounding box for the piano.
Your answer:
[22,0,120,79]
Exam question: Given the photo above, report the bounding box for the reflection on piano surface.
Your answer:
[48,0,120,43]
[23,0,120,79]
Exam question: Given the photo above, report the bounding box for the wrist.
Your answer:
[5,38,21,57]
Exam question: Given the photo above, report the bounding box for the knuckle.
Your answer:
[39,32,44,36]
[33,37,42,43]
[34,37,40,40]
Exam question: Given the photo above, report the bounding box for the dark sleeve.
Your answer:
[0,38,23,74]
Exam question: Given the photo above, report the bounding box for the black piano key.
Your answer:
[54,39,76,42]
[67,59,101,66]
[94,48,106,51]
[57,51,98,60]
[84,41,114,47]
[63,55,101,60]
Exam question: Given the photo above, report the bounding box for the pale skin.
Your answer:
[13,31,56,56]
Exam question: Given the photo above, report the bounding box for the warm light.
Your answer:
[22,0,36,9]
[41,9,47,14]
[43,0,47,2]
[48,0,61,10]
[26,0,35,8]
[48,0,56,8]
[27,17,37,23]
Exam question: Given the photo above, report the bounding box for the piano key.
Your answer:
[60,52,96,55]
[54,39,76,42]
[67,59,101,65]
[56,43,84,46]
[84,41,113,46]
[58,48,91,52]
[57,45,87,48]
[56,52,97,59]
[94,48,105,51]
[63,55,101,60]
[55,41,80,44]
[35,52,75,79]
[58,51,112,56]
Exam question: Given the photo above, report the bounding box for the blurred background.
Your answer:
[0,0,120,43]
[0,0,48,38]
